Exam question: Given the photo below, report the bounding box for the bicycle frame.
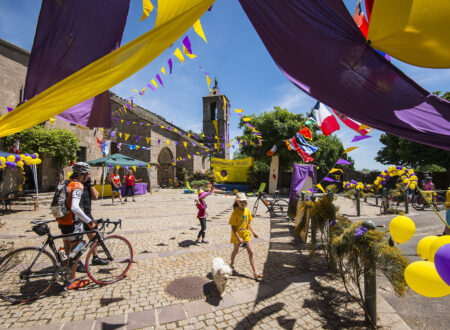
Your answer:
[26,229,110,280]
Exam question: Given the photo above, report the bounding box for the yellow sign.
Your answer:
[211,157,254,182]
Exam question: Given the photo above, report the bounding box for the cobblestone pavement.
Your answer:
[0,190,409,329]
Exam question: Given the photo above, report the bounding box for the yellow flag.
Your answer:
[222,95,227,110]
[206,75,212,90]
[136,145,140,150]
[0,0,215,137]
[359,124,371,130]
[243,117,252,122]
[173,48,185,63]
[234,109,243,113]
[343,147,358,154]
[187,133,191,138]
[119,133,123,138]
[49,118,55,126]
[161,125,164,128]
[183,142,187,148]
[139,0,154,22]
[161,66,166,75]
[146,137,151,144]
[125,134,130,141]
[193,19,207,43]
[166,140,171,146]
[132,166,136,172]
[188,154,191,159]
[116,165,120,170]
[329,168,343,174]
[151,79,158,88]
[316,183,326,194]
[183,44,197,59]
[174,128,177,132]
[120,120,124,124]
[132,89,139,93]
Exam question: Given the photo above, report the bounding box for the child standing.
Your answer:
[229,193,262,280]
[124,169,142,202]
[195,189,213,245]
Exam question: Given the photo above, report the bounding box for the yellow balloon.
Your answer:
[408,169,414,174]
[389,216,415,244]
[403,179,409,184]
[0,157,5,164]
[429,236,450,262]
[36,159,42,165]
[116,165,120,170]
[20,154,25,160]
[17,161,24,168]
[25,156,32,162]
[404,261,450,298]
[6,155,15,162]
[30,159,37,165]
[417,236,439,260]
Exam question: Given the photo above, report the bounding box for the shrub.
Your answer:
[190,179,210,188]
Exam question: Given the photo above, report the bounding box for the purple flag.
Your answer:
[175,141,178,146]
[136,136,141,143]
[182,35,192,55]
[336,158,351,165]
[24,0,130,128]
[239,0,450,150]
[168,58,173,74]
[110,130,116,137]
[322,176,335,182]
[7,107,13,113]
[351,135,372,143]
[147,84,156,92]
[158,139,161,145]
[156,74,163,87]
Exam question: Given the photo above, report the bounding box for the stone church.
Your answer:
[0,38,230,193]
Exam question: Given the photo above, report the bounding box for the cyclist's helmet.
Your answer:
[72,162,90,174]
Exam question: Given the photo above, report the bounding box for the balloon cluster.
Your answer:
[374,166,418,190]
[0,153,42,170]
[388,215,450,297]
[343,180,373,192]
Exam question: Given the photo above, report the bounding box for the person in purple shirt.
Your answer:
[194,188,213,245]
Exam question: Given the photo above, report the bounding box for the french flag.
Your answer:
[313,102,340,136]
[353,0,369,38]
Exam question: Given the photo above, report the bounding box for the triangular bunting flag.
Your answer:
[343,147,358,154]
[173,48,185,63]
[139,0,154,22]
[193,19,207,43]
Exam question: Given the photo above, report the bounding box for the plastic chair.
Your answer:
[184,182,197,194]
[247,182,266,196]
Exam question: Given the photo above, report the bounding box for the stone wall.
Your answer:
[0,167,23,198]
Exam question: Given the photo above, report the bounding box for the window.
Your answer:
[209,102,216,121]
[76,147,87,162]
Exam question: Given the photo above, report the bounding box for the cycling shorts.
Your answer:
[59,221,84,242]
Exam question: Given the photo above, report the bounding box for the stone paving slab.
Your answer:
[0,190,411,329]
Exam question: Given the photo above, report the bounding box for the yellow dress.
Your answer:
[229,208,253,244]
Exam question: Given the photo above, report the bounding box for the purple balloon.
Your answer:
[435,243,450,286]
[5,161,13,167]
[31,154,37,159]
[385,175,391,180]
[14,155,21,162]
[24,153,30,157]
[139,162,143,167]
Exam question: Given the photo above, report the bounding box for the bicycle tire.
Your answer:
[0,247,56,303]
[411,195,424,211]
[271,200,289,218]
[252,198,259,215]
[433,194,445,211]
[86,235,133,285]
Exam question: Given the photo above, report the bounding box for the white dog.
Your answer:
[211,257,233,296]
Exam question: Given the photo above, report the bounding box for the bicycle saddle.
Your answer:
[30,220,55,225]
[274,190,280,194]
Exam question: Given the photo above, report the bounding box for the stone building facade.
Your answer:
[0,39,213,193]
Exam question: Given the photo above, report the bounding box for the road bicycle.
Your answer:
[409,189,445,211]
[379,191,404,214]
[252,191,290,218]
[0,219,133,303]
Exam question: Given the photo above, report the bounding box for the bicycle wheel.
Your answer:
[434,194,445,211]
[411,195,424,211]
[271,200,289,218]
[252,198,259,215]
[86,235,133,285]
[0,247,56,303]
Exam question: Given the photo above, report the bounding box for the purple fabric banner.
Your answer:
[336,158,351,165]
[351,135,372,143]
[289,164,315,204]
[239,0,450,150]
[24,0,130,128]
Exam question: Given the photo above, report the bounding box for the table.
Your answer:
[121,183,148,196]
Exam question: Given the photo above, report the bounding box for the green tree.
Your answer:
[235,106,352,179]
[1,126,80,172]
[375,91,450,175]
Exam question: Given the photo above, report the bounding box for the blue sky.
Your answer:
[1,0,450,170]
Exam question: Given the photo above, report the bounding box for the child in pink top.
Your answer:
[194,189,213,245]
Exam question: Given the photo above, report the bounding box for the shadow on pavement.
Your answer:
[234,302,288,329]
[178,240,197,248]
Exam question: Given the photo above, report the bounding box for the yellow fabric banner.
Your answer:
[368,0,450,68]
[0,0,215,137]
[222,95,227,110]
[211,157,254,183]
[193,19,207,43]
[212,120,220,150]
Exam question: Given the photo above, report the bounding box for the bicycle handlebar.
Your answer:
[96,218,122,234]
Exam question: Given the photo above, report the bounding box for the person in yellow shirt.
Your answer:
[229,193,263,280]
[444,187,450,235]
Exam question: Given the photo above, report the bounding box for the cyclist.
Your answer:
[57,162,96,290]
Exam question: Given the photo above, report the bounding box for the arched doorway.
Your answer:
[157,147,174,187]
